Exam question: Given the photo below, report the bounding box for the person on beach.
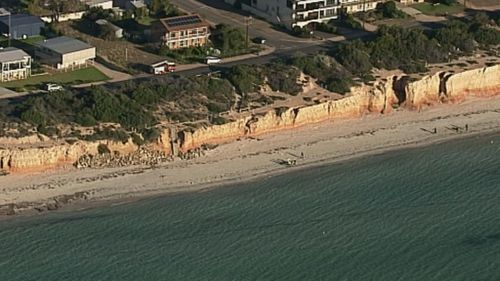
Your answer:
[301,152,304,158]
[465,124,468,132]
[433,128,437,134]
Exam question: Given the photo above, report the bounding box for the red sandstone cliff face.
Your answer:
[403,65,500,108]
[179,77,399,152]
[1,65,499,173]
[446,65,500,100]
[404,73,443,108]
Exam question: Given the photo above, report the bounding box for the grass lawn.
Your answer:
[136,16,156,26]
[0,67,109,91]
[0,35,46,56]
[412,3,464,16]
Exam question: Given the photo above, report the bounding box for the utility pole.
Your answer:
[245,16,252,49]
[8,11,11,47]
[362,0,367,30]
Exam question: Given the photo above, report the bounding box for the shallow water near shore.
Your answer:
[1,133,500,281]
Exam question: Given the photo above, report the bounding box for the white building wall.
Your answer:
[60,48,96,70]
[40,11,85,23]
[340,0,384,13]
[243,0,295,28]
[241,0,341,29]
[92,1,114,9]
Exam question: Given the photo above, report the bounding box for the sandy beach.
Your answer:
[1,95,500,215]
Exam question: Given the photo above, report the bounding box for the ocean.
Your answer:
[1,133,500,281]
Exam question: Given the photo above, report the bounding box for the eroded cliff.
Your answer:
[1,65,499,173]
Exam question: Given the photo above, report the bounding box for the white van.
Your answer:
[205,56,222,65]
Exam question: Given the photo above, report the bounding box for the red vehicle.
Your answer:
[150,60,176,75]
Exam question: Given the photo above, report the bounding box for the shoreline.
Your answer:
[2,95,500,218]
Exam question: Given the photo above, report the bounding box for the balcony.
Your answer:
[296,12,320,21]
[165,32,208,41]
[295,0,339,11]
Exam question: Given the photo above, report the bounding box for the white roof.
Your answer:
[0,47,30,63]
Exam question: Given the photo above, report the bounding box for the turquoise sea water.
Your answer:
[1,134,500,280]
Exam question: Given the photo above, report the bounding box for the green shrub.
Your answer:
[142,127,161,142]
[97,144,111,154]
[131,132,145,146]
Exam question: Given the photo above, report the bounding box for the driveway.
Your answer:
[459,0,500,11]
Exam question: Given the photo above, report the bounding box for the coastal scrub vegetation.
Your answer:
[0,17,498,141]
[227,63,302,95]
[356,1,407,22]
[330,17,500,76]
[0,75,237,136]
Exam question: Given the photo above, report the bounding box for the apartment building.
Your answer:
[151,14,210,50]
[229,0,422,29]
[0,47,31,82]
[232,0,341,29]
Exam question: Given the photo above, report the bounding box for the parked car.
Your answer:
[45,83,63,92]
[253,37,266,44]
[205,56,222,65]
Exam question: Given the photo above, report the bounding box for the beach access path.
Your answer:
[2,94,500,212]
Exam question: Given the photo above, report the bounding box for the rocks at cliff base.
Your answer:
[178,146,212,160]
[75,147,173,169]
[0,191,93,215]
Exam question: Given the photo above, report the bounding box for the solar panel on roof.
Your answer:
[164,15,202,27]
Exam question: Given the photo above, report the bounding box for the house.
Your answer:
[81,0,114,9]
[96,19,124,38]
[35,36,96,70]
[0,14,44,39]
[341,0,385,13]
[151,14,210,50]
[0,47,31,82]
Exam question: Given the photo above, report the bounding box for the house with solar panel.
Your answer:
[151,14,210,50]
[34,36,96,70]
[0,47,32,82]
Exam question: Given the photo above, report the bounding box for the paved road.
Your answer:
[108,43,331,88]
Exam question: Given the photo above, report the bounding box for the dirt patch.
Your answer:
[54,22,164,73]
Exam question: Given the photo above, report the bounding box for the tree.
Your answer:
[376,1,405,18]
[46,0,83,22]
[211,24,247,55]
[336,44,372,76]
[83,7,112,22]
[149,0,179,17]
[98,23,116,40]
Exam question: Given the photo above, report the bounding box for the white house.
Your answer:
[0,47,31,82]
[81,0,114,9]
[35,36,96,70]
